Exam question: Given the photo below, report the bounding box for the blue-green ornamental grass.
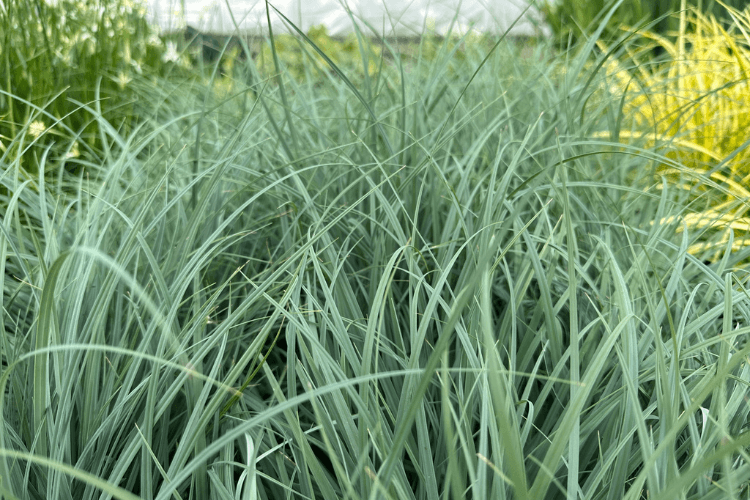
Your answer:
[2,2,750,499]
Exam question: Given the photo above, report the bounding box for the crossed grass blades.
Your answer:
[2,1,750,499]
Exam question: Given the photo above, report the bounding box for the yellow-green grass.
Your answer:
[596,2,750,256]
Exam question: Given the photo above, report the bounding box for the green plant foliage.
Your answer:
[0,0,166,177]
[255,24,383,80]
[3,4,750,500]
[251,24,502,84]
[595,3,750,256]
[542,0,749,44]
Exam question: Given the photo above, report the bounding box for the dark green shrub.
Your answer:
[542,0,748,44]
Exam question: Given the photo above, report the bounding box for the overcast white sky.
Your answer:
[147,0,549,37]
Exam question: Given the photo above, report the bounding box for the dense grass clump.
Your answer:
[2,3,750,500]
[0,0,169,177]
[595,3,750,257]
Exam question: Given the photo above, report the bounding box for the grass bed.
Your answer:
[2,2,750,499]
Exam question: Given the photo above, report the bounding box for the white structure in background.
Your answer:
[148,0,550,37]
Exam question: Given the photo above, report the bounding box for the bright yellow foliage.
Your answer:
[604,3,750,255]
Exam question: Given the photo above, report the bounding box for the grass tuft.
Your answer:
[2,2,750,499]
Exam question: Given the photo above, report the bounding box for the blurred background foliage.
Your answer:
[0,0,167,177]
[542,0,749,43]
[4,0,750,188]
[254,25,384,80]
